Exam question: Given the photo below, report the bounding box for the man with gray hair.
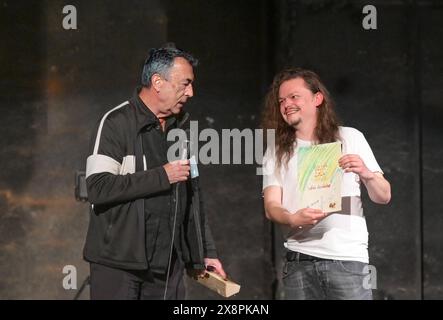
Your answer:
[83,46,225,300]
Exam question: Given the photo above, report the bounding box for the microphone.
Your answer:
[179,128,190,160]
[181,128,199,189]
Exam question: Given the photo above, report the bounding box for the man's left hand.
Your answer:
[204,258,227,280]
[339,154,374,181]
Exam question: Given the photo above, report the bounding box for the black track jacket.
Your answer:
[83,88,218,273]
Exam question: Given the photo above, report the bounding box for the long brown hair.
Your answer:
[261,68,341,169]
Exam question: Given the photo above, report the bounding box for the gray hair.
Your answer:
[141,46,198,87]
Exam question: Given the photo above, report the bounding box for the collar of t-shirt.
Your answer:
[296,138,312,147]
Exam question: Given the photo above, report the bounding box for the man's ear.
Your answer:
[151,73,163,92]
[314,92,324,107]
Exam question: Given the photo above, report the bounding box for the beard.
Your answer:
[287,117,301,128]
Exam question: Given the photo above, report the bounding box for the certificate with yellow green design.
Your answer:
[297,141,343,213]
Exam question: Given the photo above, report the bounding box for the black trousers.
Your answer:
[89,257,185,300]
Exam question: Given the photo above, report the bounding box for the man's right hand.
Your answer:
[289,208,326,228]
[163,160,190,184]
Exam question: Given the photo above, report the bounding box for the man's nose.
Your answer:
[185,84,194,97]
[282,98,291,109]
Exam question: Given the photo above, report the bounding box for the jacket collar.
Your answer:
[130,86,189,132]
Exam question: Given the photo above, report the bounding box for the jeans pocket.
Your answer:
[282,261,289,279]
[282,260,305,280]
[282,260,298,279]
[337,261,369,276]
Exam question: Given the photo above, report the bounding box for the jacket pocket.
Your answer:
[145,214,160,262]
[103,209,117,244]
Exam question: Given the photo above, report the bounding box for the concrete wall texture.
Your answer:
[0,0,441,299]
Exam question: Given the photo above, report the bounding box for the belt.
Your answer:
[286,251,332,262]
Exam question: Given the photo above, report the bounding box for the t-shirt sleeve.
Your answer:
[262,146,283,190]
[356,131,383,174]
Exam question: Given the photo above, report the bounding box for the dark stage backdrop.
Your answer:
[0,0,441,299]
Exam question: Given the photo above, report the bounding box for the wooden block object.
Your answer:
[193,271,241,298]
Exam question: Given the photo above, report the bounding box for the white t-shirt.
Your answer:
[262,127,383,263]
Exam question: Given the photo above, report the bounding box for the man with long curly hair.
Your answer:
[262,68,391,300]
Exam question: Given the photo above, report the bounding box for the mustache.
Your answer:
[284,107,301,115]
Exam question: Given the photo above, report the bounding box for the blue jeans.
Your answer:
[282,257,373,300]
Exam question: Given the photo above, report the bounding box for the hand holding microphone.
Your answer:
[163,139,191,184]
[163,160,190,184]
